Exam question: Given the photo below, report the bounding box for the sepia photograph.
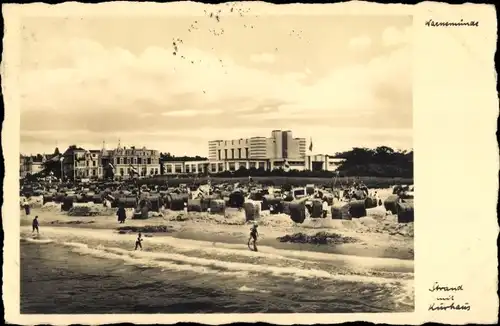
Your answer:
[15,2,416,315]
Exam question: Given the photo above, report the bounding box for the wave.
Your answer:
[238,285,270,293]
[22,226,413,272]
[21,237,54,244]
[21,227,413,284]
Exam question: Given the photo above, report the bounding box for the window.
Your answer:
[245,148,249,158]
[92,169,96,176]
[218,163,224,172]
[166,165,172,173]
[238,148,241,159]
[229,162,235,171]
[186,165,191,173]
[120,168,124,176]
[218,150,221,160]
[211,163,217,172]
[138,157,142,164]
[224,149,228,159]
[231,149,234,159]
[147,158,152,165]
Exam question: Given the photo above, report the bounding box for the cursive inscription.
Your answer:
[428,282,470,311]
[429,282,463,292]
[429,302,471,311]
[425,19,479,27]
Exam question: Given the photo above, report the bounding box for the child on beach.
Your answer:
[135,232,143,251]
[32,216,39,234]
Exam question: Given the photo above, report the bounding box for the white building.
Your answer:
[305,155,345,172]
[160,130,343,175]
[208,130,306,161]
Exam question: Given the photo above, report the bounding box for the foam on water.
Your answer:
[238,285,270,293]
[23,226,413,273]
[21,226,412,286]
[21,237,54,244]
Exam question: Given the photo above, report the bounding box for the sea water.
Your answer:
[21,226,414,313]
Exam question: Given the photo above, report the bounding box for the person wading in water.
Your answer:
[135,232,143,251]
[247,221,259,251]
[32,216,39,235]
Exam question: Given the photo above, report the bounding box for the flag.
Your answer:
[309,138,313,152]
[129,164,139,175]
[108,162,115,171]
[283,159,290,172]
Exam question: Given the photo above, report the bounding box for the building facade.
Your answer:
[20,154,52,178]
[305,155,345,172]
[105,146,161,178]
[59,145,160,180]
[208,130,306,161]
[62,146,88,180]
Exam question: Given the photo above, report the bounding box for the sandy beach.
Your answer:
[21,202,414,261]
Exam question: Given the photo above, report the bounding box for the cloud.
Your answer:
[20,35,411,154]
[162,109,223,117]
[382,26,411,47]
[249,52,276,64]
[349,35,372,50]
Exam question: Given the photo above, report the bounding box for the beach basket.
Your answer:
[210,199,226,215]
[243,201,260,221]
[384,195,399,214]
[397,202,414,223]
[289,200,306,224]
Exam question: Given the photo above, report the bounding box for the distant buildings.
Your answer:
[104,146,161,177]
[22,144,161,180]
[161,130,343,175]
[20,130,345,179]
[19,154,48,178]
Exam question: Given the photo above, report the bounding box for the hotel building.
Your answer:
[104,146,161,178]
[60,145,160,180]
[204,130,307,172]
[162,130,316,175]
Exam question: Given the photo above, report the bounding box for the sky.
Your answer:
[19,5,412,157]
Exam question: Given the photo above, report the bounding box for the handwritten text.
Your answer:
[425,19,479,27]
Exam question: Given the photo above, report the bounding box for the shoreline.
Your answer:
[21,207,414,261]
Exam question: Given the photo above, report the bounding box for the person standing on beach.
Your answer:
[247,222,259,251]
[135,232,143,250]
[117,204,127,224]
[32,216,39,234]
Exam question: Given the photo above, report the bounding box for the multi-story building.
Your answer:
[62,146,88,179]
[59,145,160,180]
[105,146,161,178]
[19,154,50,178]
[208,130,306,162]
[207,130,307,172]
